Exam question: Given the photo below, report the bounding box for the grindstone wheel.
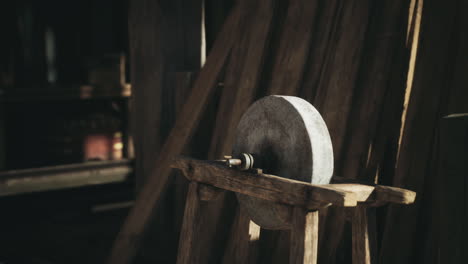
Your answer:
[233,95,334,229]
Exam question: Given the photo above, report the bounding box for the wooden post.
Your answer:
[351,205,371,264]
[221,207,251,264]
[108,4,241,264]
[176,182,202,264]
[289,208,319,264]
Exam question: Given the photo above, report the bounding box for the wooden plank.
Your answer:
[379,0,460,262]
[205,2,275,262]
[289,208,319,264]
[173,157,356,208]
[198,184,223,201]
[312,1,370,162]
[328,182,416,205]
[351,205,371,264]
[209,0,275,158]
[435,114,468,263]
[128,0,165,193]
[108,5,242,263]
[248,220,261,264]
[221,206,251,264]
[267,0,319,96]
[374,185,416,205]
[0,160,133,196]
[300,0,341,103]
[200,2,275,262]
[317,3,410,261]
[338,0,410,182]
[176,182,202,264]
[128,0,204,261]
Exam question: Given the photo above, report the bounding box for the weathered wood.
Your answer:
[300,0,340,103]
[198,184,223,201]
[201,2,275,262]
[108,4,242,263]
[313,1,370,161]
[374,185,416,205]
[352,206,371,264]
[176,182,202,264]
[267,0,319,95]
[435,114,468,263]
[379,0,460,262]
[300,2,410,263]
[338,0,410,182]
[0,160,133,196]
[248,220,261,264]
[173,157,356,208]
[289,208,319,264]
[330,183,416,205]
[129,0,204,260]
[221,206,251,264]
[173,157,416,210]
[209,0,275,158]
[169,71,195,258]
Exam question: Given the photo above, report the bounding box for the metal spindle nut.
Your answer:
[225,153,254,170]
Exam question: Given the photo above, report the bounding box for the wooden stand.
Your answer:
[173,157,416,264]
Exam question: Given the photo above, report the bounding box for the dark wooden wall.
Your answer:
[120,0,468,263]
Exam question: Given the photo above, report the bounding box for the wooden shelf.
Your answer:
[0,159,134,197]
[0,84,131,102]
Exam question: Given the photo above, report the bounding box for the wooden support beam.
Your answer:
[108,4,242,263]
[174,157,416,207]
[330,184,416,205]
[173,157,357,208]
[176,182,202,264]
[352,206,371,264]
[221,206,251,264]
[289,208,319,264]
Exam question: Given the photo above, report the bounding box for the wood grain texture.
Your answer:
[221,206,251,264]
[313,1,370,161]
[316,2,410,263]
[329,183,416,205]
[300,0,341,103]
[129,0,204,261]
[351,206,371,264]
[435,115,468,263]
[379,0,461,262]
[248,220,261,264]
[289,208,319,264]
[209,0,275,158]
[338,0,410,182]
[176,182,202,264]
[198,184,223,201]
[267,0,318,96]
[201,2,275,262]
[108,4,241,263]
[173,157,356,208]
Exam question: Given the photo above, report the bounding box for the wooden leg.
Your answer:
[222,206,251,264]
[351,205,371,264]
[289,208,319,264]
[248,220,261,264]
[177,182,202,264]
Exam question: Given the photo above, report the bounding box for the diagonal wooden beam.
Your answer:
[208,0,275,159]
[107,4,242,264]
[267,0,319,96]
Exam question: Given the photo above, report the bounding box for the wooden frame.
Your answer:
[173,157,416,264]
